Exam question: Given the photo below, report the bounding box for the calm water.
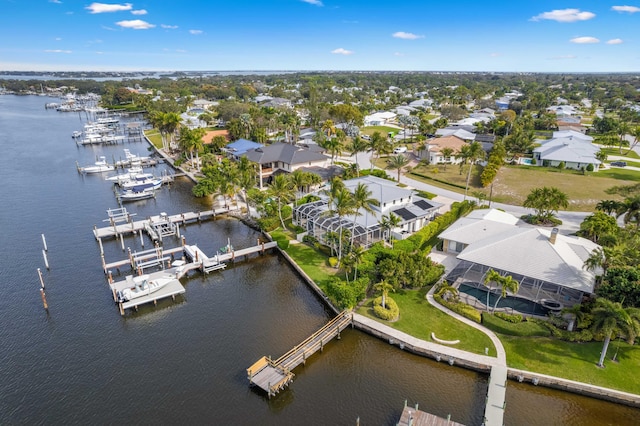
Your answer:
[0,96,637,425]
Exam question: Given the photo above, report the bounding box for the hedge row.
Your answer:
[403,201,475,252]
[434,294,482,323]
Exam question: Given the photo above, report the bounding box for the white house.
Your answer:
[364,111,397,126]
[533,135,601,171]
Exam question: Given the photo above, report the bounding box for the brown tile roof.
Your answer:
[428,135,466,153]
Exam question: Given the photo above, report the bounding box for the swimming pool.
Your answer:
[521,158,534,165]
[458,283,550,316]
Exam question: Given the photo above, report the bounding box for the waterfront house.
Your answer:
[294,175,442,248]
[440,209,600,309]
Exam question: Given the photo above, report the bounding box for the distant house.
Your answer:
[242,142,331,188]
[294,175,442,248]
[533,131,600,171]
[223,138,263,158]
[435,128,476,141]
[440,209,600,309]
[364,111,396,126]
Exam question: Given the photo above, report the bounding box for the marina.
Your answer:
[1,95,639,425]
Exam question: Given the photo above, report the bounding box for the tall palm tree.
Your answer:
[379,213,401,245]
[332,188,356,266]
[596,200,620,216]
[236,157,257,218]
[616,195,640,227]
[492,273,519,312]
[348,245,365,281]
[460,141,485,200]
[369,131,391,170]
[440,147,454,170]
[386,154,410,182]
[374,280,395,309]
[483,269,502,312]
[321,119,335,138]
[162,112,182,151]
[591,298,640,367]
[349,183,380,248]
[268,174,294,229]
[349,136,369,177]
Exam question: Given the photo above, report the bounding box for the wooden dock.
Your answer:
[397,404,465,426]
[247,310,353,398]
[93,206,241,240]
[109,268,185,315]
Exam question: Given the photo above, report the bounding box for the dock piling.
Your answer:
[41,234,48,252]
[120,233,125,251]
[42,250,50,270]
[40,288,49,310]
[37,268,45,289]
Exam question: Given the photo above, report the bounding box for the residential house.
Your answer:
[420,135,467,165]
[533,132,600,171]
[242,142,331,188]
[294,175,442,248]
[364,111,397,126]
[223,138,263,159]
[440,209,600,309]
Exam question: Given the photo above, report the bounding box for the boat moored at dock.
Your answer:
[78,156,115,174]
[116,274,173,302]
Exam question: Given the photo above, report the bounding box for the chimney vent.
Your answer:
[550,228,559,244]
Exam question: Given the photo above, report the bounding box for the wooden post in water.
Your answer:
[139,229,144,247]
[41,234,48,251]
[42,250,50,270]
[98,237,104,256]
[40,288,48,310]
[37,268,45,289]
[120,233,125,251]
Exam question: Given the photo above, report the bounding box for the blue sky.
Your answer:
[1,1,639,72]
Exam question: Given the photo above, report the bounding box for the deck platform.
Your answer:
[93,207,240,240]
[110,269,185,315]
[248,311,352,398]
[484,364,507,426]
[397,405,465,426]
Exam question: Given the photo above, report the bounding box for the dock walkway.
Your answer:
[109,268,185,315]
[247,310,352,398]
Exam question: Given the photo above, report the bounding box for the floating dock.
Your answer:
[247,311,353,398]
[397,403,465,426]
[110,268,185,315]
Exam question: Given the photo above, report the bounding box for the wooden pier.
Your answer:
[247,310,353,398]
[397,403,465,426]
[93,206,241,240]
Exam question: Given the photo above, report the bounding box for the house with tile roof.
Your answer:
[440,209,600,309]
[420,135,468,165]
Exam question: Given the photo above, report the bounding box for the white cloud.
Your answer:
[301,0,323,6]
[45,49,72,54]
[86,3,133,14]
[161,24,178,29]
[612,5,640,13]
[571,36,600,44]
[131,9,147,15]
[549,55,577,60]
[95,51,104,55]
[55,37,62,41]
[331,48,354,55]
[392,31,424,40]
[176,49,187,53]
[531,9,595,22]
[49,0,62,4]
[189,29,203,35]
[607,38,624,44]
[394,52,405,57]
[490,52,502,57]
[115,19,155,30]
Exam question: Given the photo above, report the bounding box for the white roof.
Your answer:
[457,227,598,293]
[553,130,593,142]
[366,111,396,121]
[435,128,476,140]
[439,209,519,245]
[534,138,601,164]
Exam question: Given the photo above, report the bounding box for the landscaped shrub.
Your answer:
[481,313,551,337]
[586,163,594,172]
[528,318,594,342]
[495,312,523,323]
[558,161,565,170]
[326,277,369,309]
[434,294,482,323]
[258,216,280,232]
[328,257,338,268]
[415,190,437,200]
[302,234,318,245]
[373,296,399,321]
[531,158,537,165]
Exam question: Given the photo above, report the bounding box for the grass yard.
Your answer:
[356,287,496,356]
[501,335,640,394]
[144,129,162,149]
[598,147,640,160]
[361,125,402,136]
[283,242,339,292]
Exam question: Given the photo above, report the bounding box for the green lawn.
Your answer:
[598,147,640,160]
[501,335,640,394]
[144,129,162,149]
[356,288,496,357]
[361,125,401,136]
[283,242,339,292]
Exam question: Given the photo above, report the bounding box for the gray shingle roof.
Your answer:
[243,142,329,165]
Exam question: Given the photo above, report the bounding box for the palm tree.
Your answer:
[162,112,182,151]
[290,169,311,205]
[596,200,620,216]
[561,303,586,332]
[236,157,257,218]
[483,269,502,312]
[374,280,395,309]
[349,136,369,177]
[460,141,485,200]
[348,245,365,281]
[321,119,335,138]
[492,273,519,312]
[616,195,640,227]
[332,188,356,266]
[523,186,569,224]
[379,213,401,246]
[349,183,380,248]
[591,298,640,367]
[268,174,294,229]
[626,125,640,154]
[369,131,391,170]
[440,147,454,170]
[386,154,410,182]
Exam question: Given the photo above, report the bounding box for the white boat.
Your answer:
[79,156,115,174]
[105,165,145,183]
[118,187,156,202]
[71,130,82,139]
[120,174,162,191]
[116,274,172,302]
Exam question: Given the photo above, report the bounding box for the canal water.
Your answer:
[0,95,637,425]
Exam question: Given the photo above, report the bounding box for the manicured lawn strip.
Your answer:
[361,125,402,136]
[482,313,550,337]
[598,168,640,181]
[500,335,640,394]
[356,288,496,357]
[144,129,163,149]
[598,147,640,160]
[283,242,338,292]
